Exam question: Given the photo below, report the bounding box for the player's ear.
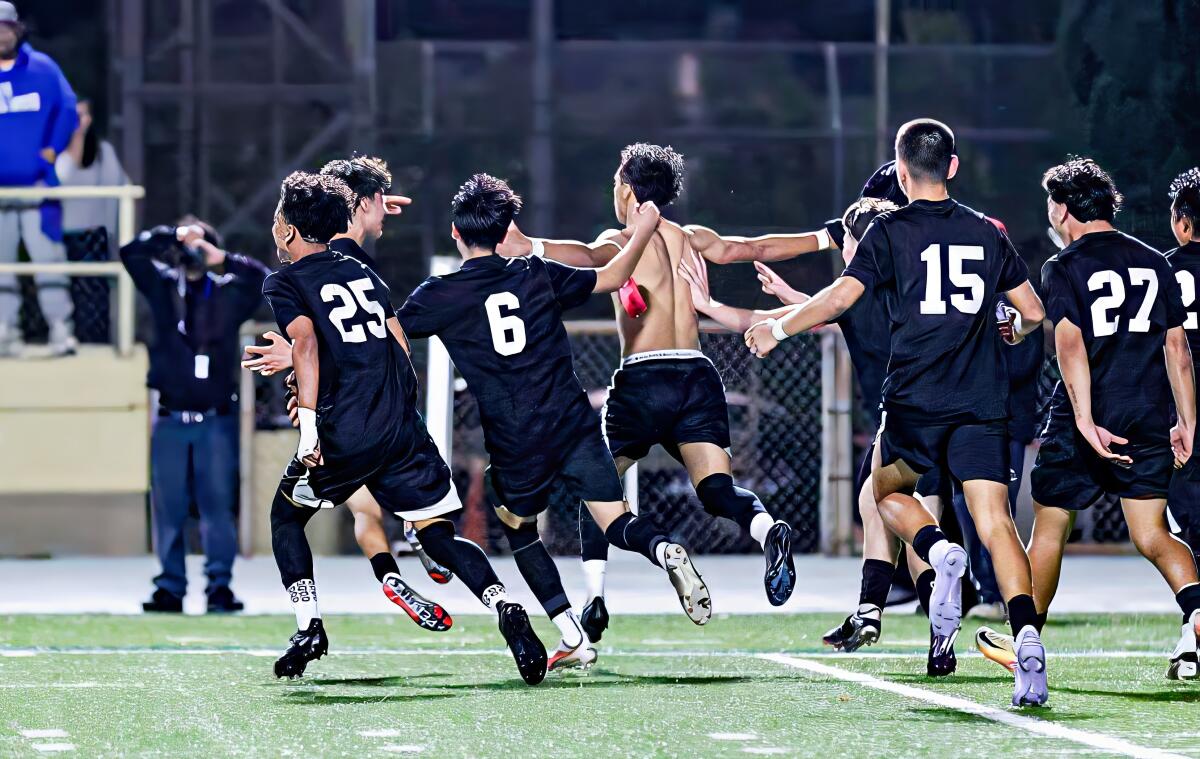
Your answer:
[450,223,461,241]
[946,155,959,181]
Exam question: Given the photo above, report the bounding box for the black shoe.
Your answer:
[581,596,609,643]
[206,586,244,614]
[927,627,958,678]
[142,588,183,613]
[497,601,547,686]
[822,605,881,652]
[274,619,329,679]
[763,521,795,607]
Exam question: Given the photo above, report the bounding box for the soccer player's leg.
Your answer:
[344,488,451,633]
[402,521,454,584]
[909,473,956,676]
[577,500,611,642]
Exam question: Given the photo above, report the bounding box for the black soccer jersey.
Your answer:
[397,254,599,479]
[842,198,1029,422]
[833,285,891,421]
[1165,240,1200,371]
[262,248,420,469]
[1042,230,1185,426]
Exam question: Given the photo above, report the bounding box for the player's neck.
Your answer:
[288,243,327,262]
[460,246,496,262]
[1062,220,1116,246]
[332,226,367,247]
[904,181,950,203]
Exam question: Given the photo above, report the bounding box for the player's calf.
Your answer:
[404,524,453,584]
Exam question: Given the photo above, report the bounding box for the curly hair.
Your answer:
[320,156,392,207]
[450,173,523,250]
[841,196,901,242]
[1170,167,1200,227]
[1041,157,1123,223]
[619,143,685,206]
[277,171,353,244]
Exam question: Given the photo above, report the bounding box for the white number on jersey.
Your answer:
[1176,270,1198,330]
[1087,267,1158,337]
[918,244,986,315]
[484,291,527,356]
[321,277,388,343]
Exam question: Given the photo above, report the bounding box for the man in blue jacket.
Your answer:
[0,1,78,357]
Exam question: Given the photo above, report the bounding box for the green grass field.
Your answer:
[1,612,1197,757]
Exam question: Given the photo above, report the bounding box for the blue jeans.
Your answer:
[951,438,1026,605]
[150,413,239,596]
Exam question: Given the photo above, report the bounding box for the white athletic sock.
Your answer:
[927,539,952,569]
[552,609,585,648]
[749,512,776,548]
[582,559,607,600]
[654,541,671,569]
[287,579,319,630]
[480,583,509,612]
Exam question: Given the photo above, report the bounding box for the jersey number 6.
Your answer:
[485,291,527,356]
[321,277,388,343]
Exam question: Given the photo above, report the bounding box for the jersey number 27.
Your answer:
[1087,268,1157,337]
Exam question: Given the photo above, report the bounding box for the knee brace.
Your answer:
[695,473,765,529]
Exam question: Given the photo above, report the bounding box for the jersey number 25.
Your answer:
[321,277,388,343]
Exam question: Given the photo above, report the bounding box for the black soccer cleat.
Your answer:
[762,521,796,607]
[927,627,958,678]
[274,619,329,679]
[581,596,609,644]
[142,588,183,614]
[497,601,547,686]
[206,586,244,614]
[823,605,881,652]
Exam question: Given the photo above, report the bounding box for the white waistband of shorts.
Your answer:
[621,349,709,367]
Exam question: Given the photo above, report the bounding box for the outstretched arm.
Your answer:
[678,250,799,333]
[592,202,661,292]
[496,222,624,267]
[1166,325,1195,466]
[286,316,322,467]
[744,276,864,357]
[1055,318,1131,465]
[684,224,834,265]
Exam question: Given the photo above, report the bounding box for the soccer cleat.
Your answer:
[664,543,712,625]
[497,601,547,686]
[927,627,958,678]
[48,321,78,357]
[206,586,244,614]
[1012,625,1049,707]
[142,588,183,613]
[929,542,967,640]
[1166,610,1199,680]
[274,619,329,679]
[763,521,796,607]
[975,626,1017,672]
[381,573,452,632]
[581,596,609,643]
[404,524,453,584]
[548,638,598,672]
[822,604,881,652]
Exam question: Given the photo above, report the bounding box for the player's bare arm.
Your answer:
[286,315,322,468]
[496,221,623,267]
[744,276,865,358]
[591,201,661,292]
[683,224,834,264]
[997,280,1047,344]
[1054,317,1131,465]
[242,330,293,375]
[1165,325,1196,466]
[678,249,797,333]
[754,261,809,305]
[386,315,412,356]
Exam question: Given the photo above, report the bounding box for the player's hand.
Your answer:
[40,147,57,164]
[383,194,412,215]
[677,250,712,310]
[1077,421,1132,466]
[296,408,323,467]
[754,262,808,305]
[241,331,294,376]
[285,372,300,428]
[495,222,534,257]
[996,304,1023,345]
[176,224,206,249]
[1171,422,1192,468]
[628,200,661,235]
[745,319,780,358]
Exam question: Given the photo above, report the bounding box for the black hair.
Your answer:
[894,119,956,182]
[277,171,352,244]
[176,214,224,250]
[619,143,684,206]
[842,197,901,242]
[320,155,392,208]
[1170,167,1200,228]
[1041,157,1123,223]
[449,173,522,250]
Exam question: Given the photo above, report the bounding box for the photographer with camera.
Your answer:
[120,219,269,613]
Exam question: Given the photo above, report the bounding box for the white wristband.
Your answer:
[530,238,545,258]
[770,318,790,342]
[815,227,832,250]
[297,408,318,458]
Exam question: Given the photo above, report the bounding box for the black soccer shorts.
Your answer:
[1030,402,1173,510]
[1169,461,1200,535]
[489,425,626,519]
[602,351,732,462]
[877,406,1009,486]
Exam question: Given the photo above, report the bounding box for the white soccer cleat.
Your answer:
[1012,625,1049,707]
[664,543,712,625]
[48,320,78,357]
[1167,610,1199,681]
[548,638,598,671]
[929,542,967,639]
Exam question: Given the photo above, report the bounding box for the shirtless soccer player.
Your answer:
[498,143,797,642]
[745,119,1049,707]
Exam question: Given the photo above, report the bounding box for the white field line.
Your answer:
[757,653,1189,759]
[29,744,74,753]
[20,731,68,740]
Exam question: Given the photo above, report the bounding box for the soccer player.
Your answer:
[745,119,1049,706]
[980,159,1200,681]
[397,174,709,669]
[263,172,546,685]
[497,143,797,643]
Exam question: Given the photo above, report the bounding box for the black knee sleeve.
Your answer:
[270,486,318,590]
[695,473,766,533]
[503,520,570,618]
[579,503,610,562]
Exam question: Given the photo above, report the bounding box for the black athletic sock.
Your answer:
[504,522,571,619]
[1176,583,1200,624]
[1007,594,1038,637]
[912,525,948,565]
[605,512,666,566]
[1034,612,1048,633]
[579,502,610,562]
[417,521,504,604]
[269,486,319,589]
[915,569,936,617]
[370,552,400,583]
[695,473,766,533]
[860,559,894,609]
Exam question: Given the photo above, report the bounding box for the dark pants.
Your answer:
[951,437,1026,605]
[150,412,239,596]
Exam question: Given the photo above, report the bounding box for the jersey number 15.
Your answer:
[919,244,985,315]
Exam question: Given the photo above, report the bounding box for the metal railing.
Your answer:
[0,185,145,356]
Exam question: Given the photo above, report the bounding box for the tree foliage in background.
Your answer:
[1058,0,1200,248]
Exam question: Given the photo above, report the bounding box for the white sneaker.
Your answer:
[0,322,24,358]
[1167,610,1199,680]
[1012,625,1049,706]
[48,320,78,357]
[548,637,598,671]
[664,543,712,625]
